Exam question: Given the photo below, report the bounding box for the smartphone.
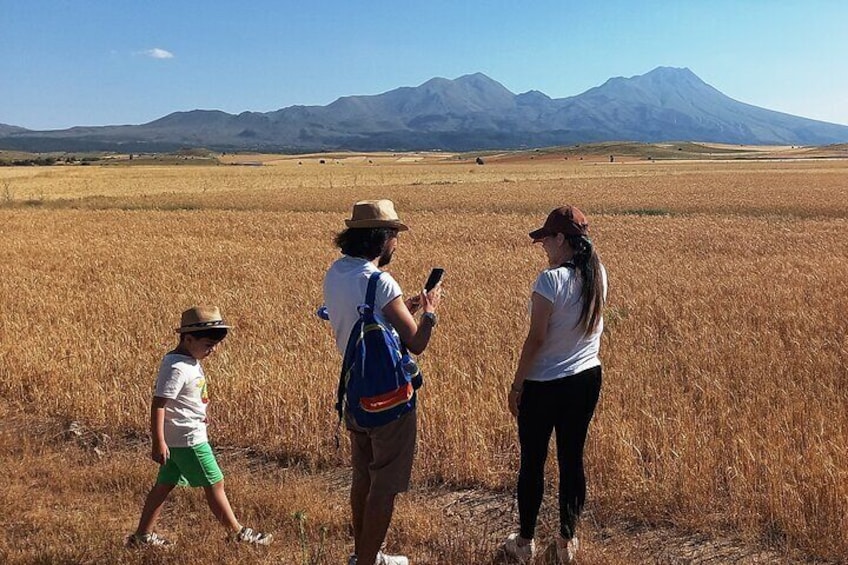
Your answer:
[424,268,445,292]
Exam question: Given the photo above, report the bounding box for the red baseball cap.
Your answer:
[529,205,589,241]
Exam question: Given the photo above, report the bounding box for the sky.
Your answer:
[2,0,847,130]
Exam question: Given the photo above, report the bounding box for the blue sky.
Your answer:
[2,0,846,130]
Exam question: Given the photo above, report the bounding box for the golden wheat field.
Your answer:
[1,154,847,564]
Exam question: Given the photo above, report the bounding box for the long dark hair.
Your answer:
[566,235,604,335]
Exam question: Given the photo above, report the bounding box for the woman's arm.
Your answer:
[509,292,553,417]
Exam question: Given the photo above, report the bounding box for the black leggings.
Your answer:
[517,365,602,540]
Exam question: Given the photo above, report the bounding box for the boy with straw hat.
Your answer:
[127,306,272,547]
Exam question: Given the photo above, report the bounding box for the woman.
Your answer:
[503,205,607,564]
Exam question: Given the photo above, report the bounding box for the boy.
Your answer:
[127,306,272,547]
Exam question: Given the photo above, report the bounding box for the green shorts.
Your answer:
[156,442,224,487]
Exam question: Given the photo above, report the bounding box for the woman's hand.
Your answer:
[508,383,522,418]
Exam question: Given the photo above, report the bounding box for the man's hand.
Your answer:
[404,294,422,315]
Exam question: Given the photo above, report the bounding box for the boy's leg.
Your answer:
[203,480,242,532]
[136,483,176,534]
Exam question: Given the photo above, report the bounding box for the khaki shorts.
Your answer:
[348,409,417,495]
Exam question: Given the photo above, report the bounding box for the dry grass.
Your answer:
[1,157,847,562]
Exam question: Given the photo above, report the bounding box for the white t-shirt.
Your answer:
[526,264,608,382]
[154,352,209,448]
[323,255,403,355]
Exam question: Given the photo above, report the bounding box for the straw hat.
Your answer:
[345,199,409,231]
[175,305,231,334]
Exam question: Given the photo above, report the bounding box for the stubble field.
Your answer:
[1,154,846,563]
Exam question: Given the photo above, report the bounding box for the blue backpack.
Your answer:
[335,271,423,428]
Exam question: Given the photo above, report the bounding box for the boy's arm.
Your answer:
[150,396,169,465]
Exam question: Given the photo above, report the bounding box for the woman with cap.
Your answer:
[503,206,607,564]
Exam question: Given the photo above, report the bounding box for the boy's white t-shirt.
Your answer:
[154,352,209,448]
[526,264,608,382]
[323,255,403,354]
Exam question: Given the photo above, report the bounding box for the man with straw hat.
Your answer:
[323,200,443,565]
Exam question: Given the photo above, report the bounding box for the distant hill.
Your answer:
[2,67,848,152]
[0,123,29,136]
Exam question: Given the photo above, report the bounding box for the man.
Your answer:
[323,199,442,565]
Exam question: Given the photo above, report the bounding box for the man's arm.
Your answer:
[383,286,441,355]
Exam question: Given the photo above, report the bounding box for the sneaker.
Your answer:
[348,553,357,565]
[503,533,535,563]
[374,550,409,565]
[555,537,579,563]
[126,532,172,548]
[234,526,273,546]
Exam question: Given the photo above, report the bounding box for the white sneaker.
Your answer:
[126,532,173,547]
[503,533,535,563]
[375,550,409,565]
[233,526,273,546]
[555,537,579,563]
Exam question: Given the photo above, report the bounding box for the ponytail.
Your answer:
[566,235,604,335]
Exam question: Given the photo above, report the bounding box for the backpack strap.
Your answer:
[365,271,382,310]
[334,270,384,447]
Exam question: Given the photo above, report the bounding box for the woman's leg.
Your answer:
[553,366,602,539]
[517,381,555,540]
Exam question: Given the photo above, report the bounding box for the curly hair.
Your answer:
[334,227,398,260]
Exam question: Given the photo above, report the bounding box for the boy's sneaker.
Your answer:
[234,526,273,546]
[374,550,409,565]
[555,537,579,563]
[126,532,172,548]
[503,533,535,563]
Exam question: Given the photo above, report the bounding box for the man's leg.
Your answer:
[350,429,373,555]
[357,491,397,565]
[353,411,417,564]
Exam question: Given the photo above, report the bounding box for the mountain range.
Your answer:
[2,67,848,153]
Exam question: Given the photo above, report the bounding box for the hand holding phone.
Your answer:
[424,268,445,292]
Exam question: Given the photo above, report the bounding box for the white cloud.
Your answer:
[142,48,175,60]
